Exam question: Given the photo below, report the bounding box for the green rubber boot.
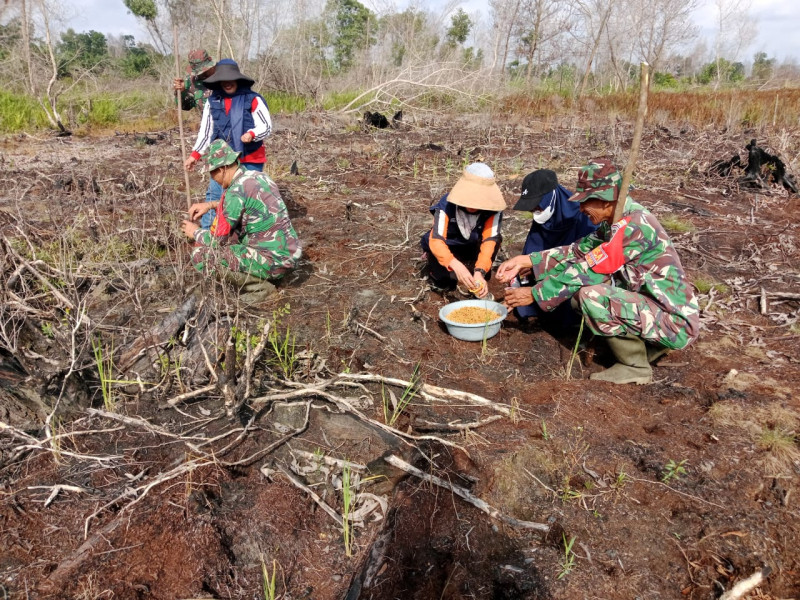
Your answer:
[646,344,670,364]
[220,270,276,305]
[590,335,653,385]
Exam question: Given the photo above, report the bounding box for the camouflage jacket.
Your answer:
[529,197,699,330]
[178,75,211,112]
[194,169,302,278]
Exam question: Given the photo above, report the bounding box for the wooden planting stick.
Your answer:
[172,25,192,211]
[614,62,650,223]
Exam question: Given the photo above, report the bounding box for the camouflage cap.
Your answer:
[202,139,241,172]
[186,49,215,76]
[568,158,622,203]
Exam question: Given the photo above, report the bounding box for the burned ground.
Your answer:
[0,112,798,600]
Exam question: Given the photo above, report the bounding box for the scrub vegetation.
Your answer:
[1,104,798,600]
[0,1,799,597]
[0,0,798,134]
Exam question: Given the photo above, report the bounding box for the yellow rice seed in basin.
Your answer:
[447,306,501,324]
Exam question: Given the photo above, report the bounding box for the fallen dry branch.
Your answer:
[0,420,123,464]
[748,291,800,301]
[415,415,504,432]
[313,386,467,454]
[272,462,343,524]
[291,448,367,472]
[217,400,312,467]
[28,484,91,507]
[252,375,499,455]
[630,476,725,509]
[42,516,128,594]
[337,372,511,416]
[83,454,215,538]
[249,381,334,406]
[117,294,198,372]
[385,454,549,532]
[719,568,770,600]
[167,383,218,406]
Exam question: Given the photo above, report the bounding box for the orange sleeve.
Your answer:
[428,210,455,269]
[475,213,500,272]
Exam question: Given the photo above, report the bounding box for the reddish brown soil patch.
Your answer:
[0,113,798,599]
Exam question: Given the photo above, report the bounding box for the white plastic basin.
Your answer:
[439,299,508,342]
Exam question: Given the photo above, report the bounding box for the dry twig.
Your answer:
[385,454,549,532]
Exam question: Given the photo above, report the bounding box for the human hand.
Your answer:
[496,255,532,284]
[241,132,254,143]
[502,286,535,308]
[173,78,185,91]
[188,202,213,221]
[184,156,197,171]
[471,271,488,298]
[449,259,476,291]
[181,220,200,239]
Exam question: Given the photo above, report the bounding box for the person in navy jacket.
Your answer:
[511,169,597,324]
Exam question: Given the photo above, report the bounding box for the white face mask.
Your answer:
[533,205,554,224]
[533,191,556,224]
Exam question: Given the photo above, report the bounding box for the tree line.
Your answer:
[0,0,796,132]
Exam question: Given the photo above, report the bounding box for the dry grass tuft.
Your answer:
[709,401,800,476]
[499,88,800,129]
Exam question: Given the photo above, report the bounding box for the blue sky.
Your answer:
[63,0,799,63]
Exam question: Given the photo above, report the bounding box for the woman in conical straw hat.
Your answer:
[420,163,506,299]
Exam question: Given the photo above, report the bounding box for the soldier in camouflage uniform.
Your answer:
[181,140,301,302]
[173,49,214,112]
[498,158,699,384]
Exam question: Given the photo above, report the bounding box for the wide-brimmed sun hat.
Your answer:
[203,59,255,90]
[447,163,506,211]
[202,139,241,172]
[568,158,622,203]
[513,169,559,211]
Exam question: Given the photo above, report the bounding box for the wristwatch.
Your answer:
[475,268,487,277]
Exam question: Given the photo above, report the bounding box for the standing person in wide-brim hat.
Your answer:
[184,59,273,229]
[420,162,506,299]
[509,169,596,325]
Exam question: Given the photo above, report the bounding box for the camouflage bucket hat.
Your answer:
[202,139,241,172]
[568,158,622,203]
[186,49,215,76]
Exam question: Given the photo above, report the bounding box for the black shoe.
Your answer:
[429,282,454,295]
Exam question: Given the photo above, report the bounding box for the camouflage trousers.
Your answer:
[191,243,293,280]
[574,284,696,350]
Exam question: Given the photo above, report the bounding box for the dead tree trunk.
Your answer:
[577,2,612,97]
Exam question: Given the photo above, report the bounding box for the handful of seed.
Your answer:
[468,280,487,294]
[447,306,501,324]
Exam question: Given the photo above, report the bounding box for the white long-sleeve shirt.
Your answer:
[190,95,272,164]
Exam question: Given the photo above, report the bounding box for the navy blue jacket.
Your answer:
[209,88,265,157]
[517,184,596,321]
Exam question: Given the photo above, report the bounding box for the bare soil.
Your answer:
[0,111,799,600]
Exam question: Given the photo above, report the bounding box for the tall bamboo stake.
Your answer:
[173,25,193,211]
[614,62,650,223]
